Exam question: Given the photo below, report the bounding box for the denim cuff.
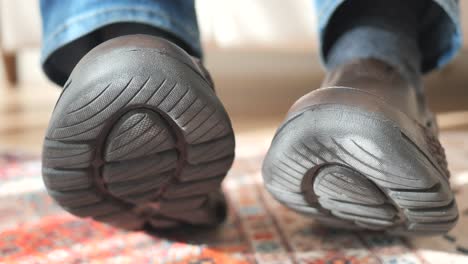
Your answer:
[313,0,462,73]
[41,5,202,65]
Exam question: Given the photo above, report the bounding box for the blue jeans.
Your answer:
[40,0,462,83]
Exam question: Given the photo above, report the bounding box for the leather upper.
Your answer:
[288,59,437,135]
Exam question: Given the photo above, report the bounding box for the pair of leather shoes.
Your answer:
[42,35,457,235]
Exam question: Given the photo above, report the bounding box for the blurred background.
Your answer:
[1,2,468,261]
[0,0,468,153]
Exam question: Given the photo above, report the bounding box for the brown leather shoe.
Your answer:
[42,35,235,230]
[262,59,457,235]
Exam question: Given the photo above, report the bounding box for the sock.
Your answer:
[324,0,428,86]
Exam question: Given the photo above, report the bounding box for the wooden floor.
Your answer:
[0,83,285,154]
[0,82,467,154]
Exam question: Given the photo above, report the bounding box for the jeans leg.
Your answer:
[40,0,200,85]
[312,0,462,73]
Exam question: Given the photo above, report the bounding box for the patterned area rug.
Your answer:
[1,132,468,264]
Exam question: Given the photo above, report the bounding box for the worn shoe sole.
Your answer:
[262,87,458,235]
[42,36,235,230]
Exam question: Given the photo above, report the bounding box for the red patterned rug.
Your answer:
[1,132,468,263]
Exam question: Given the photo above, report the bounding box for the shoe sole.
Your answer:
[262,88,458,235]
[42,36,235,230]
